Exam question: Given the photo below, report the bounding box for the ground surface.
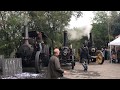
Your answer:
[1,60,120,79]
[63,60,120,79]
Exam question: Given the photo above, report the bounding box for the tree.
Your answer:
[0,11,26,57]
[110,11,120,37]
[91,11,110,48]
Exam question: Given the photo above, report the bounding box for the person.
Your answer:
[46,48,69,79]
[111,46,117,63]
[101,47,105,58]
[104,47,108,60]
[117,47,120,63]
[111,46,116,54]
[80,44,89,71]
[79,48,82,63]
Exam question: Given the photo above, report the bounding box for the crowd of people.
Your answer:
[110,46,120,63]
[100,45,120,63]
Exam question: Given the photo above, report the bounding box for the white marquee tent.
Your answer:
[108,36,120,46]
[108,36,120,63]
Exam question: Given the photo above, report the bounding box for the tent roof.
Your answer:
[108,36,120,46]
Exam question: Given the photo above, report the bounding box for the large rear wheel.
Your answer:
[35,51,43,73]
[96,50,104,64]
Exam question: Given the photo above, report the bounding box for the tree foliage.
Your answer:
[110,11,120,37]
[92,11,110,49]
[92,11,120,49]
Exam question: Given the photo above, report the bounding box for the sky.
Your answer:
[67,11,95,29]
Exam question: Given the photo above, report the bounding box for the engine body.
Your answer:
[59,31,76,69]
[16,31,51,72]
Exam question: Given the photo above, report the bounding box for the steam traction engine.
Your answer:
[16,25,51,73]
[86,33,104,64]
[59,30,76,69]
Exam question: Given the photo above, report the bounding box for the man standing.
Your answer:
[117,47,120,63]
[80,44,89,71]
[47,48,68,79]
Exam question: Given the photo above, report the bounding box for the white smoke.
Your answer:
[67,11,94,40]
[67,25,93,40]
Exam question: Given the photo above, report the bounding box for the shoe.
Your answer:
[82,63,88,71]
[84,69,87,72]
[84,67,88,72]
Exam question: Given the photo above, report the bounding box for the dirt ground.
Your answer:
[63,60,120,79]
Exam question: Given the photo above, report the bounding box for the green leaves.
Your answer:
[110,12,120,37]
[0,11,24,57]
[92,11,120,49]
[92,11,110,48]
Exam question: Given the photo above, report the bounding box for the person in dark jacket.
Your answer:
[80,44,89,71]
[47,48,68,79]
[117,48,120,63]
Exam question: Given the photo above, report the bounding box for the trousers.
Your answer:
[81,58,88,71]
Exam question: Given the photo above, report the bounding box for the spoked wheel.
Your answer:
[96,50,104,64]
[35,51,43,73]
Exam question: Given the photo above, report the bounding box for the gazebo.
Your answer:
[108,36,120,63]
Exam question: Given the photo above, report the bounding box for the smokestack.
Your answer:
[24,16,29,45]
[89,32,93,47]
[63,30,68,46]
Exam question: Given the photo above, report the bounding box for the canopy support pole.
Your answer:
[110,45,112,63]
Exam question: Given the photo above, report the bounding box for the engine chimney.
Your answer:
[63,30,68,46]
[89,32,93,47]
[24,16,29,45]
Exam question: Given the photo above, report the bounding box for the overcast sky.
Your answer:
[67,11,94,29]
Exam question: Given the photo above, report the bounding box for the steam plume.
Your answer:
[67,25,93,40]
